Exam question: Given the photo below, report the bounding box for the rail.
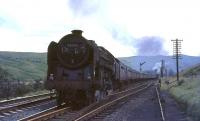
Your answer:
[26,107,69,121]
[0,92,55,106]
[0,95,55,114]
[156,87,165,121]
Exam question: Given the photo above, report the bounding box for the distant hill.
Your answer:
[0,51,47,81]
[119,55,200,73]
[1,51,200,81]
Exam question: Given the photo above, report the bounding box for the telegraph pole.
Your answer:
[171,39,182,81]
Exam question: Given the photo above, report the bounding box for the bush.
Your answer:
[15,84,34,96]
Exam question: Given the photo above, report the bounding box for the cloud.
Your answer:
[0,13,20,30]
[68,0,101,17]
[109,26,134,44]
[135,36,168,56]
[99,21,136,48]
[0,17,5,25]
[0,0,199,57]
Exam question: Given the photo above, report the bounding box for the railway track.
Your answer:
[0,92,56,120]
[75,82,153,121]
[20,81,153,121]
[19,106,68,121]
[0,92,55,107]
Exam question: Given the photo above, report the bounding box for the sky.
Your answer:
[0,0,199,57]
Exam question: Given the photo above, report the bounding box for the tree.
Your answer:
[33,79,43,90]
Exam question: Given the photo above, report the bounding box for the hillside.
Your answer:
[0,66,13,80]
[181,63,200,77]
[0,51,47,81]
[1,51,200,81]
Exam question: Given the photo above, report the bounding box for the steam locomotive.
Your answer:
[45,30,155,107]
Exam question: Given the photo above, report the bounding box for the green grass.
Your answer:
[0,51,47,81]
[20,89,50,97]
[162,78,200,121]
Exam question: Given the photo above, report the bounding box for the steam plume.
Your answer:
[136,36,168,56]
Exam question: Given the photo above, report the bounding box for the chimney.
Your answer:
[71,30,83,36]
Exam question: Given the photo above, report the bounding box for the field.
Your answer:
[162,77,200,121]
[0,51,47,81]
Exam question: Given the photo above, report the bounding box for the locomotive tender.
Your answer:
[45,30,155,107]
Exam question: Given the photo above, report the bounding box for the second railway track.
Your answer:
[0,92,56,121]
[0,92,55,107]
[0,92,55,113]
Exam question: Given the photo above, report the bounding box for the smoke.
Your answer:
[68,0,101,16]
[152,62,161,74]
[135,36,168,56]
